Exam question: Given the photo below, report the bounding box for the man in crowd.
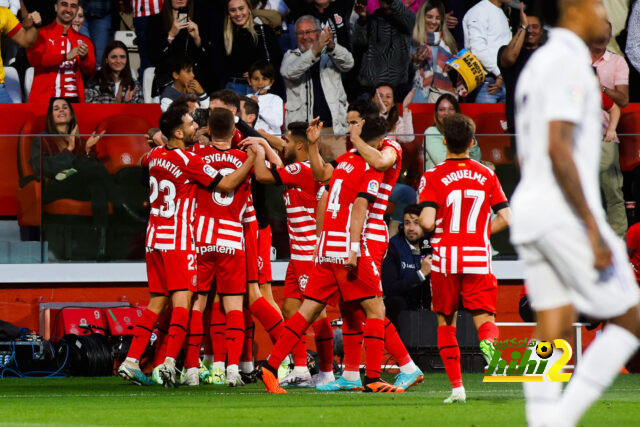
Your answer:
[281,15,353,161]
[27,0,96,102]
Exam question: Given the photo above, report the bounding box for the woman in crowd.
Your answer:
[72,4,89,37]
[223,0,283,96]
[373,83,415,143]
[147,0,212,97]
[424,93,481,170]
[30,98,143,258]
[411,0,458,103]
[85,41,143,103]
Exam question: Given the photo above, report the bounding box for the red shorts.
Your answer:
[197,245,247,295]
[430,272,498,315]
[365,239,388,271]
[245,221,259,283]
[145,248,197,296]
[304,257,382,306]
[258,225,272,284]
[284,260,314,300]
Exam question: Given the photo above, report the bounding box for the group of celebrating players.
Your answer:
[116,88,510,400]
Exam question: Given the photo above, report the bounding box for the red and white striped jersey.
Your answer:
[364,138,403,245]
[131,0,163,17]
[190,144,252,251]
[272,161,323,261]
[317,152,384,262]
[142,145,218,251]
[418,159,508,274]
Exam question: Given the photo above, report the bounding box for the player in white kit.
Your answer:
[511,1,640,426]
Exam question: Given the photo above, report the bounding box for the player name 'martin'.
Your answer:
[148,158,182,178]
[441,169,487,186]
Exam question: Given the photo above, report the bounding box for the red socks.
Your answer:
[152,310,170,367]
[478,321,499,343]
[384,318,411,366]
[363,318,385,379]
[225,310,244,366]
[250,297,284,343]
[341,309,365,372]
[128,308,158,361]
[210,302,227,364]
[184,310,204,369]
[267,312,308,371]
[165,307,189,360]
[292,332,308,367]
[438,325,463,388]
[312,317,334,372]
[240,308,255,364]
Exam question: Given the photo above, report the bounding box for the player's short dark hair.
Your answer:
[360,116,387,143]
[210,89,241,111]
[169,57,193,76]
[442,113,476,154]
[347,99,379,119]
[174,93,199,105]
[190,108,210,128]
[287,121,308,143]
[159,103,190,140]
[403,204,422,217]
[248,60,276,81]
[209,108,235,140]
[240,96,259,117]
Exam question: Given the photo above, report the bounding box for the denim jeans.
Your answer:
[0,83,13,103]
[225,80,252,96]
[475,76,506,103]
[82,14,112,65]
[133,16,152,77]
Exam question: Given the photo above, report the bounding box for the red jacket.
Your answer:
[26,21,96,103]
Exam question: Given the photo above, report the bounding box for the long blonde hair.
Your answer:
[413,0,457,54]
[224,0,258,55]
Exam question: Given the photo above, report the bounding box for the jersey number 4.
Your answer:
[327,179,342,219]
[446,189,485,233]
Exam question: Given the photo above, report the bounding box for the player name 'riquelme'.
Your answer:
[441,169,487,186]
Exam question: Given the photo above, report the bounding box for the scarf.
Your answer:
[414,32,455,98]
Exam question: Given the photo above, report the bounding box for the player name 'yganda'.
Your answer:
[441,169,487,186]
[148,158,182,178]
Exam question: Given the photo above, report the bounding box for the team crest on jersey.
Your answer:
[367,180,379,195]
[121,153,132,165]
[298,274,309,291]
[418,176,426,194]
[203,164,217,178]
[286,163,301,175]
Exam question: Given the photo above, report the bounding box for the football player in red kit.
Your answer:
[257,117,405,394]
[117,104,254,387]
[183,108,260,386]
[252,122,335,387]
[418,114,511,403]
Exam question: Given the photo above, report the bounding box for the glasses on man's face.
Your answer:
[295,29,320,37]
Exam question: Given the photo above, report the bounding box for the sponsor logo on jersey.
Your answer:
[367,180,379,195]
[286,163,301,175]
[203,164,217,178]
[197,245,237,255]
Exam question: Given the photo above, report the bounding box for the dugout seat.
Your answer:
[618,112,640,172]
[93,115,153,174]
[473,111,511,165]
[24,67,34,100]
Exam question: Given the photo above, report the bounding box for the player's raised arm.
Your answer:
[240,136,284,168]
[548,120,611,269]
[350,121,397,172]
[253,144,277,184]
[306,117,334,182]
[257,128,285,153]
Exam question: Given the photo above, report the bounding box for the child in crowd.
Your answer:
[247,60,283,135]
[160,59,209,112]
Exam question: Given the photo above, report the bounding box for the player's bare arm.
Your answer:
[490,206,512,234]
[419,206,436,233]
[306,117,334,182]
[549,120,612,269]
[253,146,277,184]
[215,145,257,193]
[256,128,285,152]
[350,128,396,172]
[11,11,41,48]
[240,136,283,168]
[346,197,370,270]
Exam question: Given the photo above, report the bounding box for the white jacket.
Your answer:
[280,44,354,134]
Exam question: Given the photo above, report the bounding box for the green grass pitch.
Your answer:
[0,374,639,426]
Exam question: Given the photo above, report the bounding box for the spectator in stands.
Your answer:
[284,0,354,49]
[222,0,282,96]
[281,15,353,160]
[131,0,162,78]
[498,4,544,135]
[424,93,480,170]
[71,3,89,37]
[160,58,208,111]
[148,0,212,97]
[462,0,511,103]
[239,95,259,128]
[80,0,112,64]
[381,204,432,326]
[373,83,415,143]
[411,0,458,103]
[625,0,640,102]
[353,0,415,97]
[27,0,96,103]
[591,21,629,238]
[0,6,40,103]
[247,60,283,134]
[85,40,143,103]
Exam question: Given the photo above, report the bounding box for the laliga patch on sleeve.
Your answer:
[286,163,301,175]
[203,164,217,178]
[367,180,379,196]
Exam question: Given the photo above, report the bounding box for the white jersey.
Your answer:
[511,28,607,244]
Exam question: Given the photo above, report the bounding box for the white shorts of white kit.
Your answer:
[516,224,639,319]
